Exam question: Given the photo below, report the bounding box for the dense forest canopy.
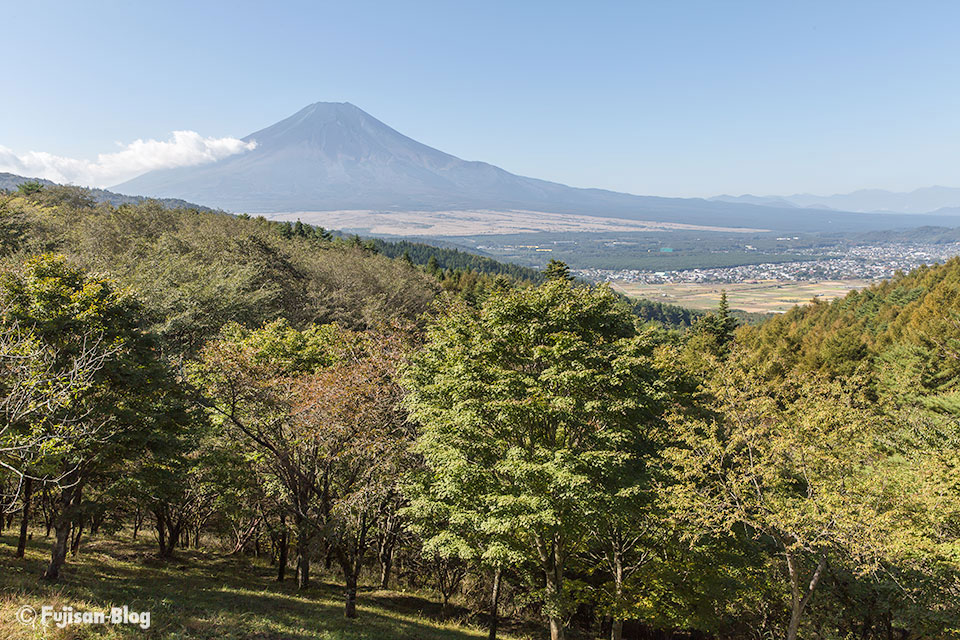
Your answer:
[0,184,957,640]
[370,237,544,281]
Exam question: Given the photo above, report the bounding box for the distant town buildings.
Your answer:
[575,243,960,284]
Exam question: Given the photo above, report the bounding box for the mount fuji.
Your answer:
[113,102,960,233]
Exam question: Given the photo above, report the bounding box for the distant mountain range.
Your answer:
[0,172,212,211]
[711,186,960,215]
[112,102,960,233]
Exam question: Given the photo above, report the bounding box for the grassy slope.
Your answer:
[0,533,521,640]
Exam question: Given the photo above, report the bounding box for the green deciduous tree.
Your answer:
[193,319,410,617]
[403,278,673,640]
[0,254,183,580]
[666,363,902,640]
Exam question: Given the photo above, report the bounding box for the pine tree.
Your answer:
[693,291,739,357]
[16,181,43,196]
[426,255,441,277]
[717,291,738,342]
[544,259,573,281]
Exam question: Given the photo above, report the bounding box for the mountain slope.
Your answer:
[713,185,960,215]
[117,102,565,213]
[0,172,212,211]
[114,102,960,232]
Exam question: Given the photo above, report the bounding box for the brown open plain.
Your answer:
[611,279,875,313]
[264,209,767,236]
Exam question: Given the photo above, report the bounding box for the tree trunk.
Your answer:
[549,617,565,640]
[785,551,827,640]
[611,619,623,640]
[377,511,400,590]
[277,519,288,582]
[89,517,98,535]
[379,546,393,590]
[545,566,565,640]
[787,607,801,640]
[344,568,359,618]
[132,505,141,539]
[15,476,32,558]
[488,565,502,640]
[155,509,166,555]
[70,517,83,555]
[296,516,311,590]
[157,509,183,558]
[42,481,80,581]
[70,492,85,558]
[40,485,52,538]
[611,553,624,640]
[231,517,262,555]
[297,554,310,588]
[69,486,84,556]
[165,523,181,557]
[44,518,71,581]
[324,539,334,571]
[537,534,566,640]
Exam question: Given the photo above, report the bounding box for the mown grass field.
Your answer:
[0,532,523,640]
[612,279,873,313]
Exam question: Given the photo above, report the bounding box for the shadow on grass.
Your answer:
[0,533,501,640]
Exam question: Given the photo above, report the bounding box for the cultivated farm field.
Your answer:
[612,279,874,313]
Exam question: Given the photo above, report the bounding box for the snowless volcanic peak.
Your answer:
[246,102,448,164]
[114,101,519,213]
[112,102,960,233]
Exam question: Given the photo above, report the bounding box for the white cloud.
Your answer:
[0,131,257,188]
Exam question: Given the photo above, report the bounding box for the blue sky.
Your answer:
[1,0,958,196]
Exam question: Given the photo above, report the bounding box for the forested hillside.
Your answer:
[0,183,957,640]
[741,257,960,394]
[371,238,543,281]
[0,174,214,211]
[631,297,703,327]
